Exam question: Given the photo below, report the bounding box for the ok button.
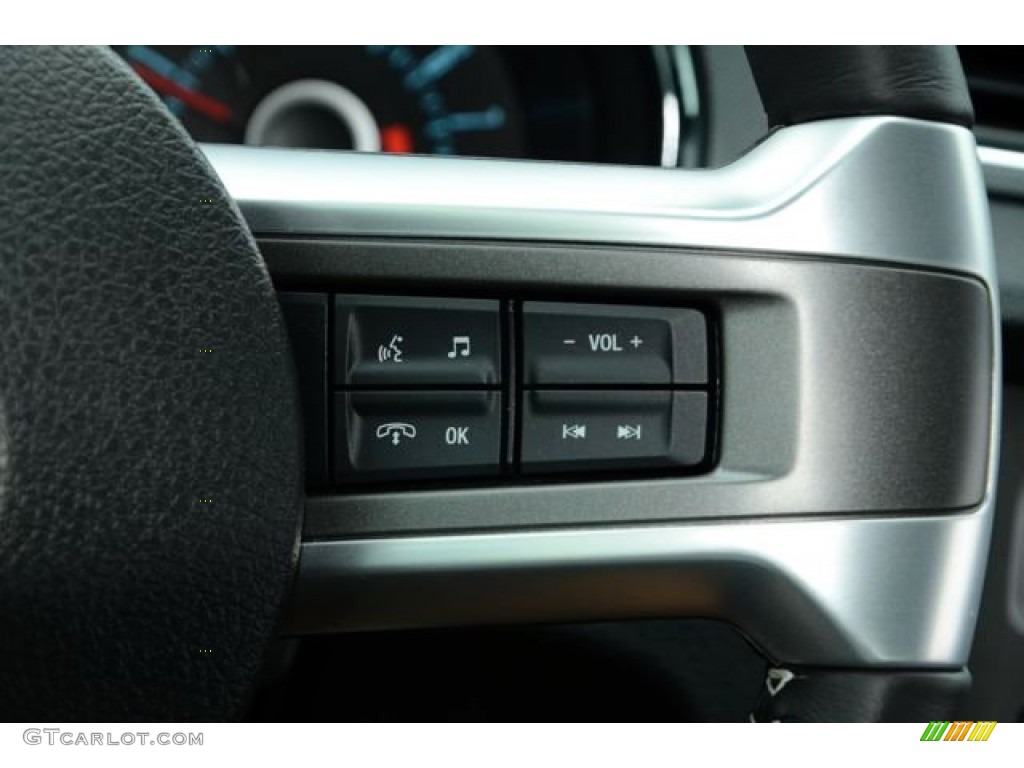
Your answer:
[335,391,502,483]
[445,426,471,445]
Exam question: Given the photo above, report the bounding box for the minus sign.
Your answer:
[563,339,576,345]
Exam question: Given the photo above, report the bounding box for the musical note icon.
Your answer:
[447,335,471,359]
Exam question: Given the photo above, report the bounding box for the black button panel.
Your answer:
[520,391,708,474]
[522,301,707,386]
[284,291,714,487]
[334,294,501,387]
[335,391,502,482]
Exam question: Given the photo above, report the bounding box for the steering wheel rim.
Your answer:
[0,46,302,721]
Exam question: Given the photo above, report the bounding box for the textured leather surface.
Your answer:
[0,46,302,720]
[746,46,974,128]
[751,668,971,722]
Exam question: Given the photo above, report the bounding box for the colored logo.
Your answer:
[920,721,997,742]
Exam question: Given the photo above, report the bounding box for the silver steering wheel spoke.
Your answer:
[205,114,998,668]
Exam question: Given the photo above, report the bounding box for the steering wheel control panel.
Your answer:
[278,292,715,489]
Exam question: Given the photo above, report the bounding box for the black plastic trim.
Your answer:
[262,237,991,539]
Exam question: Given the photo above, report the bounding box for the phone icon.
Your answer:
[375,422,417,446]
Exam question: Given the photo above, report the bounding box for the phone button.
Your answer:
[335,391,503,482]
[335,295,501,387]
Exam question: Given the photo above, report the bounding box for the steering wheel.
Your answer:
[0,46,997,721]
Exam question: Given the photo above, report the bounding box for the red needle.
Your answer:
[381,123,414,153]
[130,62,234,124]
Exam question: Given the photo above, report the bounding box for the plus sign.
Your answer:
[630,335,643,349]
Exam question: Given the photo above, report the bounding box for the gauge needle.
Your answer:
[381,123,414,153]
[130,62,234,124]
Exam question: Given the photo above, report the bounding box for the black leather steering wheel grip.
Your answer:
[746,46,974,128]
[0,46,302,720]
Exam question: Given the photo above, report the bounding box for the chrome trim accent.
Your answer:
[204,117,992,278]
[652,45,681,168]
[980,144,1024,199]
[651,45,701,168]
[204,116,999,667]
[244,79,381,152]
[288,509,993,667]
[671,45,702,168]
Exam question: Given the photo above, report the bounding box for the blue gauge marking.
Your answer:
[366,45,414,71]
[425,106,507,141]
[181,45,235,76]
[123,45,200,116]
[123,46,235,119]
[368,45,509,156]
[420,90,444,118]
[123,46,198,87]
[404,45,475,90]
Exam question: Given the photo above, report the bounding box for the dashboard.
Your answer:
[114,45,701,167]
